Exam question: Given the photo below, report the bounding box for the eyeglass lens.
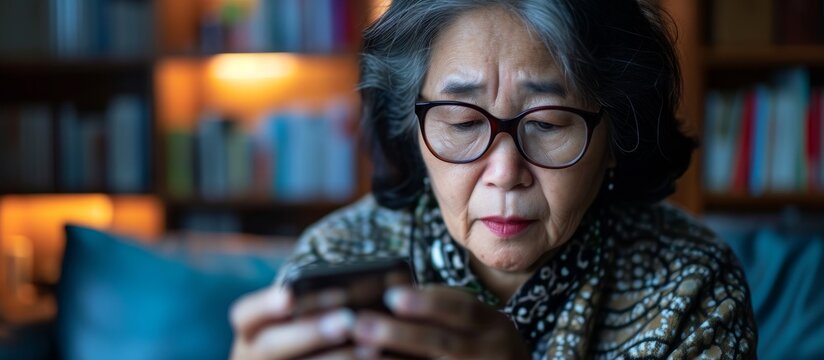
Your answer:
[422,104,588,167]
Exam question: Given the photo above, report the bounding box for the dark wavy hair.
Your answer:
[359,0,697,209]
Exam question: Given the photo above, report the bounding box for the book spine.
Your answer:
[749,85,772,195]
[732,90,755,193]
[807,88,822,190]
[165,130,194,199]
[323,101,355,200]
[0,107,22,190]
[59,103,81,191]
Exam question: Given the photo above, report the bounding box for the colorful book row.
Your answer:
[165,102,357,202]
[0,95,151,193]
[203,0,367,54]
[0,0,154,58]
[703,68,824,195]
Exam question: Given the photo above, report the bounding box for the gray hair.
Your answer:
[361,0,696,209]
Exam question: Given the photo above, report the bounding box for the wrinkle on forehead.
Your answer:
[422,7,572,113]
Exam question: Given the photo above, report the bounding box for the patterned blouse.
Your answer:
[277,189,758,359]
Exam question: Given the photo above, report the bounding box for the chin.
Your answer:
[476,245,543,272]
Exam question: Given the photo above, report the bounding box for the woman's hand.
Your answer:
[352,285,531,359]
[229,286,362,359]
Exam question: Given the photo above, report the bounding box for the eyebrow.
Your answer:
[438,79,568,98]
[440,80,484,96]
[522,81,567,97]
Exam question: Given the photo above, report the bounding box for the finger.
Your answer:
[353,311,473,359]
[250,308,356,360]
[383,285,492,332]
[230,287,293,340]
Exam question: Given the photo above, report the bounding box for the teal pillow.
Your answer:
[58,226,288,360]
[718,227,824,359]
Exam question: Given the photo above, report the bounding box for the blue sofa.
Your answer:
[55,226,289,360]
[705,214,824,360]
[5,217,821,359]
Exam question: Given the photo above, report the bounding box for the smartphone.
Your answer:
[285,257,415,316]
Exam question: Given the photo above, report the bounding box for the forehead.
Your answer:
[427,7,559,78]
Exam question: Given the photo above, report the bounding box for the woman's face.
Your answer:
[419,7,612,274]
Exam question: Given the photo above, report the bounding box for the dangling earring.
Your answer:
[607,168,615,192]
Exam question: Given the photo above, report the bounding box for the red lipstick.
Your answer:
[481,216,534,238]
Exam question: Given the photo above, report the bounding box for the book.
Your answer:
[107,95,149,193]
[305,0,334,53]
[255,114,278,198]
[273,111,311,201]
[770,68,810,192]
[81,113,106,190]
[18,104,54,191]
[704,90,744,193]
[58,103,83,191]
[278,0,303,52]
[732,90,756,193]
[807,88,822,190]
[165,130,195,199]
[227,124,253,197]
[819,90,824,189]
[0,0,51,57]
[323,100,356,200]
[749,85,774,195]
[197,113,230,200]
[0,107,22,190]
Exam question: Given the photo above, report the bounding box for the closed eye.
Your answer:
[526,120,558,131]
[452,120,484,130]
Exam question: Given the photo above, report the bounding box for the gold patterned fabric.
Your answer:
[278,189,757,359]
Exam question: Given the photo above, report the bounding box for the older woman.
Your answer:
[231,0,757,359]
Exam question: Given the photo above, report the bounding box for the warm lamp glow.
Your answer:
[202,54,359,122]
[209,53,299,80]
[0,195,164,283]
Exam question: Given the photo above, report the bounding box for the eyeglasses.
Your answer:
[415,100,603,169]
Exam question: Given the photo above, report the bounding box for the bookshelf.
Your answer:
[0,0,380,315]
[664,0,824,214]
[705,46,824,68]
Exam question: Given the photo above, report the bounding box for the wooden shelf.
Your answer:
[704,45,824,68]
[0,57,153,71]
[704,192,824,212]
[164,197,353,212]
[0,190,154,196]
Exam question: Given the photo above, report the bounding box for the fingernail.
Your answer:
[383,287,406,310]
[267,289,290,313]
[318,309,355,341]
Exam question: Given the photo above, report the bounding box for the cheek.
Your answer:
[537,129,610,233]
[419,138,480,235]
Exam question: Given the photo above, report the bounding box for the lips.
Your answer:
[481,216,535,238]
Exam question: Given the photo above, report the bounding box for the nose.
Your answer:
[481,133,534,190]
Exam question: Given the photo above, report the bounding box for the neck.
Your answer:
[468,248,560,304]
[468,255,534,304]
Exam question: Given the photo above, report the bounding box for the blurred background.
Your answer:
[0,0,823,359]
